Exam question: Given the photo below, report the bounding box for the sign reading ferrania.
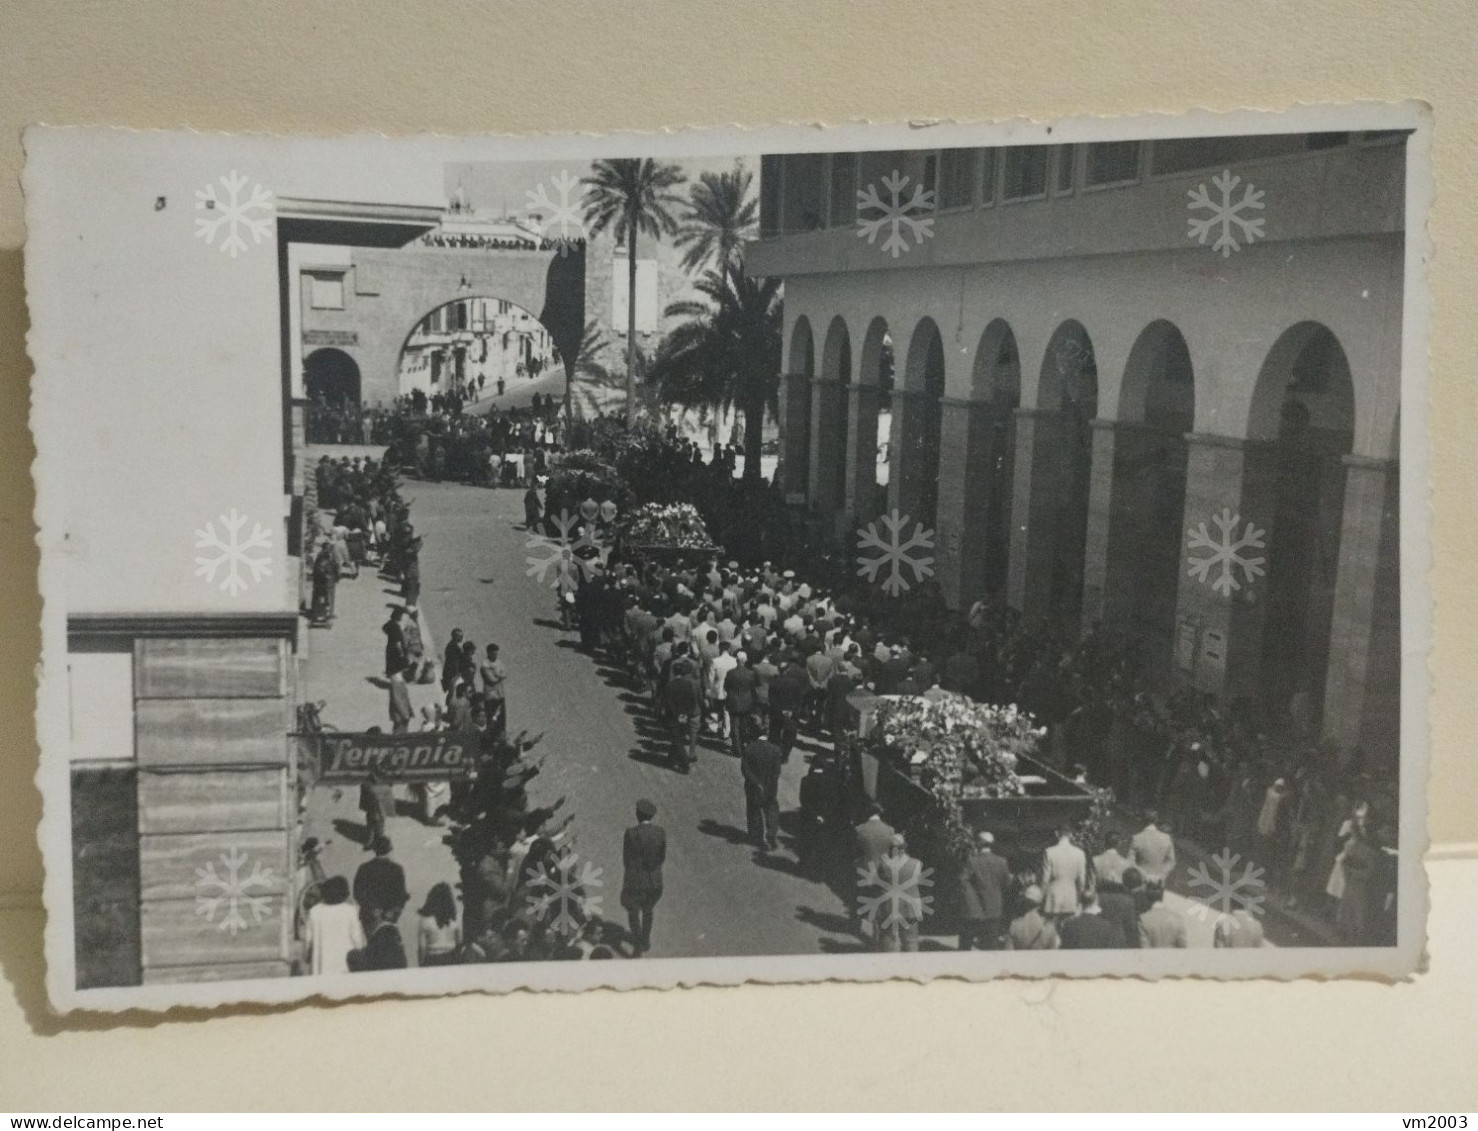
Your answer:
[300,732,476,783]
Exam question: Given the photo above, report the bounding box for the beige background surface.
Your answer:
[0,0,1475,1110]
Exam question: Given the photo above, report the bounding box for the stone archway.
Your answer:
[397,295,557,406]
[891,317,947,529]
[934,319,1021,607]
[1248,322,1356,733]
[780,316,815,497]
[847,317,894,524]
[304,347,362,406]
[972,320,1021,598]
[1008,320,1098,628]
[810,316,852,522]
[1089,320,1195,682]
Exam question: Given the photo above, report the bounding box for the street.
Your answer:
[301,476,1269,961]
[303,480,861,961]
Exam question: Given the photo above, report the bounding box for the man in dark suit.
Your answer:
[352,835,409,934]
[740,718,784,850]
[768,656,810,757]
[662,645,702,771]
[855,803,894,870]
[854,803,895,944]
[620,798,667,955]
[442,627,466,696]
[1095,867,1144,949]
[957,830,1012,950]
[723,653,758,759]
[1058,889,1127,949]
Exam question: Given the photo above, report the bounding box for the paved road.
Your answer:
[411,480,860,959]
[301,475,1276,960]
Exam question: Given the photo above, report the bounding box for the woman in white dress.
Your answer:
[306,875,364,976]
[1325,800,1370,907]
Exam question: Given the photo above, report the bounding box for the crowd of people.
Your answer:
[544,517,1397,949]
[301,408,1397,969]
[307,453,419,626]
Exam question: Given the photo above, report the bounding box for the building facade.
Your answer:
[747,133,1405,765]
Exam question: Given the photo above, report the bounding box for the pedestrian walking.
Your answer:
[768,654,808,757]
[1059,889,1127,949]
[352,835,409,935]
[662,644,702,771]
[1004,885,1060,950]
[957,830,1011,950]
[871,834,927,953]
[310,542,336,625]
[305,875,364,976]
[383,607,408,677]
[360,767,397,846]
[620,799,666,955]
[1042,827,1088,920]
[723,651,758,759]
[387,666,414,734]
[1138,881,1189,948]
[1129,811,1177,886]
[402,604,427,682]
[740,716,784,850]
[442,628,465,696]
[416,882,463,967]
[1097,868,1144,949]
[350,910,408,972]
[523,482,542,530]
[479,642,508,739]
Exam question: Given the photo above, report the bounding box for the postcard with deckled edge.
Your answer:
[25,103,1430,1012]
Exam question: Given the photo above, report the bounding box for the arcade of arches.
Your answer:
[778,313,1399,765]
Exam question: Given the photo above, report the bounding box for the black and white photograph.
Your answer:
[25,106,1430,1010]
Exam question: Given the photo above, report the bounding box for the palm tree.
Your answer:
[582,159,687,425]
[649,263,782,479]
[673,162,758,275]
[564,320,652,419]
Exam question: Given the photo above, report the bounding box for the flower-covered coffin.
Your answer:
[621,501,718,552]
[861,693,1096,860]
[870,694,1040,800]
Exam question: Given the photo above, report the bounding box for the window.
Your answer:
[828,153,857,227]
[1360,129,1411,146]
[69,648,134,764]
[979,148,997,205]
[1151,133,1318,177]
[1053,145,1075,195]
[782,153,827,233]
[1001,147,1048,201]
[938,148,978,210]
[760,155,783,237]
[308,272,345,310]
[1085,141,1141,187]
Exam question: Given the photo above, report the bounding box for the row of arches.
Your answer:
[786,311,1360,726]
